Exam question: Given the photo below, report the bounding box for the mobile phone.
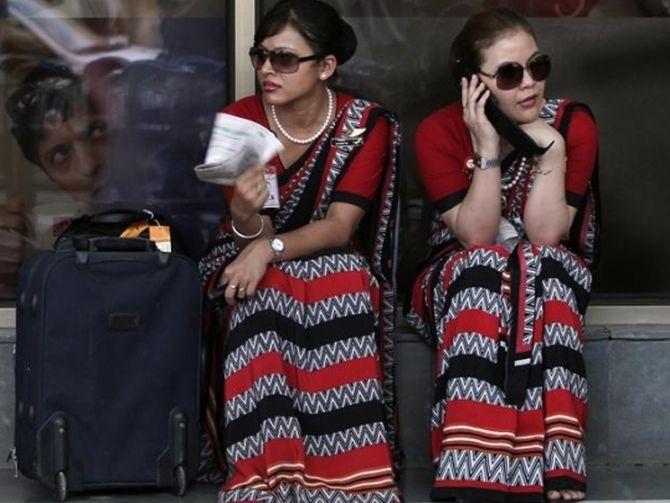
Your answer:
[459,66,547,157]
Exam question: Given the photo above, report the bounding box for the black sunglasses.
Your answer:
[479,53,551,91]
[248,46,323,74]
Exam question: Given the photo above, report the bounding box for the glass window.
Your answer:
[1,0,230,300]
[258,0,670,300]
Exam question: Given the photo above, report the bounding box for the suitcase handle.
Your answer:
[73,237,157,252]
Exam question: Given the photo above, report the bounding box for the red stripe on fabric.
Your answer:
[259,268,370,304]
[225,439,395,491]
[545,469,587,483]
[304,444,394,478]
[434,478,543,493]
[223,438,304,489]
[444,401,544,437]
[226,352,382,398]
[543,300,583,331]
[544,389,587,424]
[445,310,501,347]
[431,426,443,460]
[440,443,544,457]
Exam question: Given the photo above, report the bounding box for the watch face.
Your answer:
[271,238,284,253]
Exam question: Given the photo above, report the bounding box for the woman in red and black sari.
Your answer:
[199,1,400,501]
[406,8,599,503]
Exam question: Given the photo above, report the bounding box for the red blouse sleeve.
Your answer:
[415,106,471,214]
[562,107,598,208]
[330,114,390,213]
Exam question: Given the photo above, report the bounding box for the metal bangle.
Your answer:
[232,214,264,240]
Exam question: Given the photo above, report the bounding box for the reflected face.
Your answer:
[36,111,106,203]
[256,25,325,106]
[478,30,546,124]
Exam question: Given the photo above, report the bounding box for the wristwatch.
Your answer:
[466,153,500,171]
[268,236,285,259]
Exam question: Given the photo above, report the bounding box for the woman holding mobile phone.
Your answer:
[406,7,599,502]
[199,1,401,500]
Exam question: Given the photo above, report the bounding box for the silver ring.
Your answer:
[228,284,237,290]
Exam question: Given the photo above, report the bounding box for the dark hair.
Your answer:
[6,61,86,165]
[254,0,357,66]
[450,7,536,81]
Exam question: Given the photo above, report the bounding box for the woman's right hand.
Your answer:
[230,164,270,221]
[461,75,500,158]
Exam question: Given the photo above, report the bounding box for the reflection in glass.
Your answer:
[0,0,230,299]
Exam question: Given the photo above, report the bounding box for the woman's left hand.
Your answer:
[218,238,273,305]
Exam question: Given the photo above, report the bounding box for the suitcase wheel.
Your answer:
[55,471,67,502]
[173,465,187,497]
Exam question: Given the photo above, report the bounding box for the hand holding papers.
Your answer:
[195,113,284,208]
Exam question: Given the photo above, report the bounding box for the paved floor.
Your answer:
[2,466,669,502]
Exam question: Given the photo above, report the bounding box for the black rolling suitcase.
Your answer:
[13,236,201,500]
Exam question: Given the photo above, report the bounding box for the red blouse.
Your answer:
[415,100,598,214]
[220,93,390,213]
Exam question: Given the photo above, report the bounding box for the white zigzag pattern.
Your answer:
[540,246,592,290]
[309,293,373,326]
[225,332,377,377]
[521,243,540,345]
[199,239,238,280]
[520,386,543,411]
[445,287,507,323]
[428,215,456,248]
[451,332,499,363]
[545,438,586,475]
[544,323,583,352]
[436,450,543,487]
[442,377,543,411]
[533,295,545,322]
[542,278,581,316]
[230,289,373,330]
[227,416,302,462]
[220,484,400,503]
[226,375,382,422]
[450,248,508,283]
[531,341,543,366]
[447,377,505,406]
[545,367,588,401]
[278,253,368,280]
[437,344,451,377]
[304,422,388,457]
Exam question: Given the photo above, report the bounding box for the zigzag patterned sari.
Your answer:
[407,100,600,501]
[199,93,401,502]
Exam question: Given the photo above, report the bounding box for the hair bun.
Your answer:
[334,18,357,65]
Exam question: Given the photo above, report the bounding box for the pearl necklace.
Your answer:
[501,156,533,192]
[271,88,334,144]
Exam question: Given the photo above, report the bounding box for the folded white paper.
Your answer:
[194,113,284,186]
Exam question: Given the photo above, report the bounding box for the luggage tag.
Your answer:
[120,220,172,252]
[331,127,366,149]
[149,225,172,252]
[263,165,280,209]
